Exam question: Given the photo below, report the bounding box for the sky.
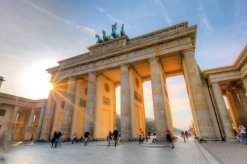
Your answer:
[0,0,246,130]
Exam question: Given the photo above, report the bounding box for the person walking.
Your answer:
[185,130,189,139]
[55,131,62,147]
[113,129,119,147]
[107,131,112,147]
[181,131,186,143]
[138,129,144,144]
[166,130,174,148]
[71,133,78,144]
[51,131,58,148]
[84,131,90,146]
[239,125,247,144]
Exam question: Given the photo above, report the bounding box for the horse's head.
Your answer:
[102,30,106,36]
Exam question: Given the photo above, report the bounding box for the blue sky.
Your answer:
[0,0,246,129]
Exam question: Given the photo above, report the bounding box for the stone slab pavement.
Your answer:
[0,139,214,164]
[202,141,247,164]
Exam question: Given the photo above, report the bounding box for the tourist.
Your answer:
[84,131,90,146]
[118,132,121,145]
[107,131,112,147]
[138,129,144,144]
[113,129,119,147]
[239,125,247,144]
[181,131,186,143]
[236,129,241,142]
[55,131,62,147]
[166,130,174,148]
[71,133,78,144]
[51,131,58,148]
[185,130,189,139]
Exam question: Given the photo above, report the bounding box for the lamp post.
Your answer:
[0,76,4,88]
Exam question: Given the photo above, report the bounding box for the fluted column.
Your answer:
[149,57,168,141]
[225,91,239,128]
[40,90,56,140]
[34,106,45,141]
[61,77,76,140]
[8,106,19,132]
[120,65,132,141]
[25,108,35,141]
[84,73,97,137]
[211,82,235,139]
[183,49,216,139]
[236,87,247,120]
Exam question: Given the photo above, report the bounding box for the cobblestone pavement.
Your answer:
[0,139,210,164]
[202,141,247,164]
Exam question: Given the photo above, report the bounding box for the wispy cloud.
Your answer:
[197,3,213,31]
[23,0,96,37]
[95,6,129,27]
[154,0,172,26]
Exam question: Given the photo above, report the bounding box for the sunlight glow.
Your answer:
[21,60,54,99]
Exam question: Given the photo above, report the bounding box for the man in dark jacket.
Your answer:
[166,130,174,148]
[112,129,119,147]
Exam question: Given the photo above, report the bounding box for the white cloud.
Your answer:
[154,0,172,26]
[23,0,96,37]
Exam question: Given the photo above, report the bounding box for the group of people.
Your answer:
[107,129,120,147]
[236,125,247,144]
[181,130,190,143]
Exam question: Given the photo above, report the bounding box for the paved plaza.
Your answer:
[202,141,247,164]
[1,139,213,164]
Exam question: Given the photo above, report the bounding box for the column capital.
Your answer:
[182,48,195,54]
[148,57,160,64]
[120,64,130,72]
[88,71,98,77]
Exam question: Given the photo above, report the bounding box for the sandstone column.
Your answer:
[183,49,216,139]
[236,87,247,119]
[40,90,56,141]
[8,106,19,132]
[149,57,168,141]
[120,65,132,141]
[225,91,239,128]
[34,106,45,141]
[211,82,235,139]
[25,108,35,141]
[84,73,97,137]
[61,77,76,140]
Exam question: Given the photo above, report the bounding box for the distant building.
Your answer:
[0,92,47,142]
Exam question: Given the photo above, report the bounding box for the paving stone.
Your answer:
[1,139,208,164]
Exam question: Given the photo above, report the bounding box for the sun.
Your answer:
[21,60,55,99]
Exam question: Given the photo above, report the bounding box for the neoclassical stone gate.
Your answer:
[40,22,224,141]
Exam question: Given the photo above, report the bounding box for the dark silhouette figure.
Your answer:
[181,131,186,143]
[113,129,119,147]
[166,130,174,148]
[84,131,90,146]
[107,131,112,147]
[51,131,58,148]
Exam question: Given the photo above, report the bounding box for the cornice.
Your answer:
[234,45,247,69]
[203,65,237,78]
[0,92,47,108]
[47,24,196,75]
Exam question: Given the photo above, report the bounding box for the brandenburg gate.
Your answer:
[39,22,246,142]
